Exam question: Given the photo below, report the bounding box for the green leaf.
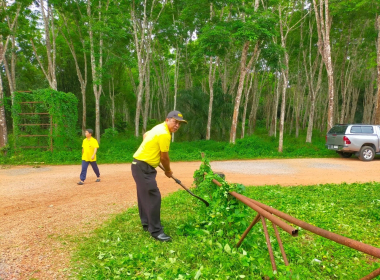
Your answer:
[194,266,203,279]
[224,243,231,254]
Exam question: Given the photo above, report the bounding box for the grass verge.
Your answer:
[1,130,334,165]
[69,181,380,279]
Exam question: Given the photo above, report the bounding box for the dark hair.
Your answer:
[86,129,93,135]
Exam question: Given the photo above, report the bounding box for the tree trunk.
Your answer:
[184,45,192,89]
[248,71,264,135]
[0,72,7,149]
[344,88,352,123]
[269,77,281,137]
[132,0,165,137]
[58,11,88,136]
[230,43,249,143]
[32,0,57,90]
[278,19,288,151]
[363,71,377,124]
[241,72,254,138]
[294,82,304,139]
[374,15,380,124]
[278,55,288,153]
[306,60,323,142]
[313,0,335,131]
[206,57,217,140]
[3,49,17,132]
[0,4,20,145]
[172,46,180,142]
[81,86,87,135]
[132,4,147,137]
[349,88,360,123]
[143,58,151,133]
[173,45,180,111]
[87,0,108,142]
[109,78,115,129]
[230,41,258,143]
[3,34,16,101]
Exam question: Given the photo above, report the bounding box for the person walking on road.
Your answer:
[131,111,187,242]
[78,129,101,185]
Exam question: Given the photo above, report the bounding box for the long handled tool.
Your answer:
[158,165,209,207]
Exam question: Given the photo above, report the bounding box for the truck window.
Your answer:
[328,125,348,134]
[361,126,374,133]
[350,126,362,133]
[350,126,374,133]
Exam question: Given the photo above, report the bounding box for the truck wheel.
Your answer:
[358,146,375,161]
[339,152,352,158]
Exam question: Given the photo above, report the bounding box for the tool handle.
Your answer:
[158,164,167,172]
[158,165,181,183]
[158,164,209,207]
[174,178,181,184]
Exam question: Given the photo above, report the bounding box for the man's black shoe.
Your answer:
[152,233,172,242]
[142,225,148,232]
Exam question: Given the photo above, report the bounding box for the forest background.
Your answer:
[1,0,380,162]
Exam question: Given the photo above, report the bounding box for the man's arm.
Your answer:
[160,151,173,178]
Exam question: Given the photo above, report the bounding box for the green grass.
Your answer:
[0,129,334,165]
[69,181,380,279]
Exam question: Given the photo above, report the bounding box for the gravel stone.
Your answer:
[211,161,295,175]
[6,167,52,176]
[307,162,349,170]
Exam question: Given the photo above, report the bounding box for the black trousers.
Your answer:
[131,159,163,236]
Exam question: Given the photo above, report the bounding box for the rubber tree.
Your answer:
[229,11,277,144]
[87,0,111,142]
[277,1,308,152]
[146,1,184,135]
[2,0,31,134]
[197,23,231,140]
[302,17,324,143]
[312,0,335,131]
[55,0,89,136]
[0,0,22,149]
[31,0,58,90]
[131,0,166,137]
[373,3,380,123]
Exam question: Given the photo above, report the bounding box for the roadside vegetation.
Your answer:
[0,126,333,165]
[69,160,380,280]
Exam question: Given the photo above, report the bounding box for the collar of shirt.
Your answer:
[163,122,170,134]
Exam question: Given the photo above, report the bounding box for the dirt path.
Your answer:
[1,158,380,280]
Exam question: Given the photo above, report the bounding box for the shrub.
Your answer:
[102,128,119,139]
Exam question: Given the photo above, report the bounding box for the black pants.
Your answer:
[131,159,163,236]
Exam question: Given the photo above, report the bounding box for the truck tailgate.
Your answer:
[326,134,343,146]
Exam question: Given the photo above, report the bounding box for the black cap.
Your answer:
[167,110,187,123]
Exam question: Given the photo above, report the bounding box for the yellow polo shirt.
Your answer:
[82,137,99,162]
[133,122,171,167]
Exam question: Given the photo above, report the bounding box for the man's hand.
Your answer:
[92,148,97,160]
[164,170,173,178]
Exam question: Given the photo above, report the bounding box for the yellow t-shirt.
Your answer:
[82,137,99,162]
[133,122,171,167]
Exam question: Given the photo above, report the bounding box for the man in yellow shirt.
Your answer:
[78,129,101,185]
[132,111,187,242]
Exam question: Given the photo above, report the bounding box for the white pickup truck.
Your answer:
[325,124,380,161]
